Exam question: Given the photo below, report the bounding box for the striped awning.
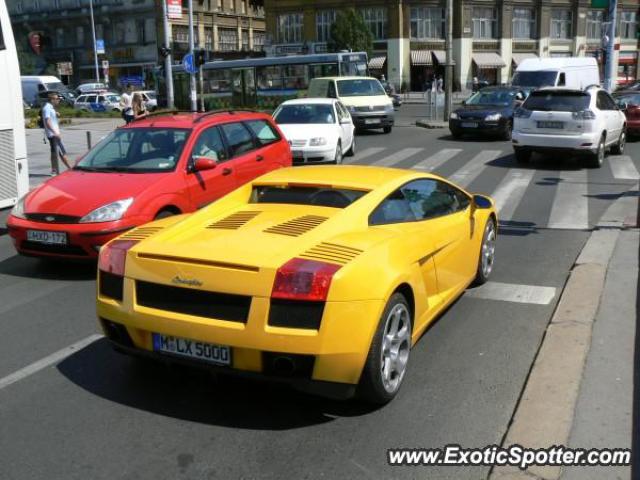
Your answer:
[512,52,538,66]
[368,55,386,69]
[411,50,433,66]
[472,52,507,68]
[431,50,456,65]
[619,52,638,65]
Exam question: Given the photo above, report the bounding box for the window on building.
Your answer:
[512,7,535,39]
[205,29,213,50]
[253,30,265,51]
[360,7,387,40]
[173,25,189,44]
[146,18,156,43]
[76,26,84,46]
[114,22,126,44]
[242,30,249,50]
[473,8,498,39]
[217,0,221,10]
[410,7,444,39]
[218,28,237,51]
[241,0,246,14]
[550,9,572,39]
[227,0,234,11]
[137,19,146,44]
[277,13,303,44]
[620,12,637,39]
[586,10,604,40]
[316,10,336,42]
[55,27,64,48]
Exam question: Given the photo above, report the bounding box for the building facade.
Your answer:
[8,0,265,87]
[264,0,639,91]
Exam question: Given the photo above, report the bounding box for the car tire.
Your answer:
[473,217,497,286]
[358,292,412,405]
[383,126,392,134]
[502,121,513,141]
[587,134,605,168]
[611,129,626,155]
[345,136,356,157]
[333,141,343,164]
[514,148,531,164]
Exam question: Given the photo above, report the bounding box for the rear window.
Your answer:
[522,91,590,112]
[250,185,368,209]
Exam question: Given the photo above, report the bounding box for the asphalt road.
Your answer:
[1,111,638,480]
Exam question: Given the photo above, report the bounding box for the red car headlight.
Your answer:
[98,239,138,276]
[271,258,341,302]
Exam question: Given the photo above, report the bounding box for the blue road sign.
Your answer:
[96,39,105,54]
[183,53,197,74]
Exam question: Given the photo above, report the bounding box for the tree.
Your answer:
[328,8,373,54]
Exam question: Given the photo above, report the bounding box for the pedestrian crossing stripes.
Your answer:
[412,148,462,171]
[370,147,423,167]
[350,147,385,163]
[547,170,589,230]
[609,155,640,180]
[448,150,502,188]
[491,169,535,221]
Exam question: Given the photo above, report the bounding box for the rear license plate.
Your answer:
[152,333,231,366]
[537,121,563,129]
[461,122,478,128]
[364,118,380,124]
[26,230,68,245]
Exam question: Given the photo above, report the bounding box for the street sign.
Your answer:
[167,0,182,19]
[56,62,73,76]
[96,39,105,54]
[591,0,608,7]
[183,53,197,74]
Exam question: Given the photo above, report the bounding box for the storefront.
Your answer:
[368,55,387,80]
[410,50,436,91]
[618,51,638,87]
[471,52,505,86]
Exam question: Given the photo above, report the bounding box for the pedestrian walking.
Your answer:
[120,83,134,124]
[131,92,149,121]
[42,92,71,176]
[472,77,480,93]
[437,76,444,93]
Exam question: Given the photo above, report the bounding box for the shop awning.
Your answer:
[512,52,538,66]
[411,50,433,66]
[472,52,507,68]
[618,52,638,65]
[431,50,456,65]
[368,55,387,70]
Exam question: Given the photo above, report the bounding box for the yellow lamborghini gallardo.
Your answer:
[97,166,497,404]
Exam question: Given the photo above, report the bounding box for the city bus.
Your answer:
[171,51,369,110]
[0,0,29,209]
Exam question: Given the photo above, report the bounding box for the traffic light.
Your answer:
[159,46,171,58]
[195,49,207,67]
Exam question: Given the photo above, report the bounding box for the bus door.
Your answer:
[231,68,256,108]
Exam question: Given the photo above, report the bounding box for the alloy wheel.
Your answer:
[380,304,411,394]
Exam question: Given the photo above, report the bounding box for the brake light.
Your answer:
[514,107,532,118]
[271,258,341,302]
[572,110,596,120]
[98,239,139,277]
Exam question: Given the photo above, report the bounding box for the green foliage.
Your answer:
[328,8,373,55]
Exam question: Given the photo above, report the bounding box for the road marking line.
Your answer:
[411,148,462,171]
[609,155,640,180]
[349,147,385,164]
[0,334,103,391]
[448,150,502,188]
[547,170,589,230]
[370,147,423,167]
[490,169,535,221]
[466,281,557,305]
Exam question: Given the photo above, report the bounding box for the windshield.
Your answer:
[75,128,190,173]
[512,71,558,88]
[522,91,590,112]
[274,104,335,125]
[465,90,517,106]
[336,79,386,97]
[251,185,368,209]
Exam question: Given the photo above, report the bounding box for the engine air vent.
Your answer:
[299,242,363,265]
[207,210,261,230]
[119,227,164,241]
[263,215,328,237]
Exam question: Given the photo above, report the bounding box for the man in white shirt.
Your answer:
[120,83,134,124]
[42,92,71,175]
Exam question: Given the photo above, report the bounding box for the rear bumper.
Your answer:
[512,131,600,152]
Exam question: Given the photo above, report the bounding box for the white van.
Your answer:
[512,57,600,95]
[0,1,29,208]
[21,75,76,107]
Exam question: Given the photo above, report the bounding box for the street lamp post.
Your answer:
[604,0,618,92]
[89,0,100,82]
[188,0,197,111]
[444,0,453,120]
[161,0,175,109]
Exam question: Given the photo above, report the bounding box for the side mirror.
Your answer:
[472,194,493,210]
[192,156,217,172]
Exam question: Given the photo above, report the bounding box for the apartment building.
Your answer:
[264,0,639,91]
[8,0,265,86]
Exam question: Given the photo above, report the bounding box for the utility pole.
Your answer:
[188,0,197,111]
[161,0,175,109]
[604,0,618,92]
[444,0,453,120]
[89,0,99,83]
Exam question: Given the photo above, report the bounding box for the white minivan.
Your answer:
[512,57,600,95]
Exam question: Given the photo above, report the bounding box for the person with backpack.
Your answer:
[42,92,71,175]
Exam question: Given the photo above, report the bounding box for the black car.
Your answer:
[449,86,526,140]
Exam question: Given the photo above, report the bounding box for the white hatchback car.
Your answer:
[272,98,356,164]
[512,86,626,167]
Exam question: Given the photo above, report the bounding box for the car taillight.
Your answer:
[572,110,596,120]
[98,239,138,277]
[514,107,532,118]
[271,258,341,302]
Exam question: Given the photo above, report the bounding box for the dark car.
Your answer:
[614,90,640,137]
[449,86,526,140]
[615,81,640,92]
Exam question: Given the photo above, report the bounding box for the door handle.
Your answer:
[222,167,232,176]
[256,155,264,162]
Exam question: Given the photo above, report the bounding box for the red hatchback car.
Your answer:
[7,111,292,259]
[614,91,640,136]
